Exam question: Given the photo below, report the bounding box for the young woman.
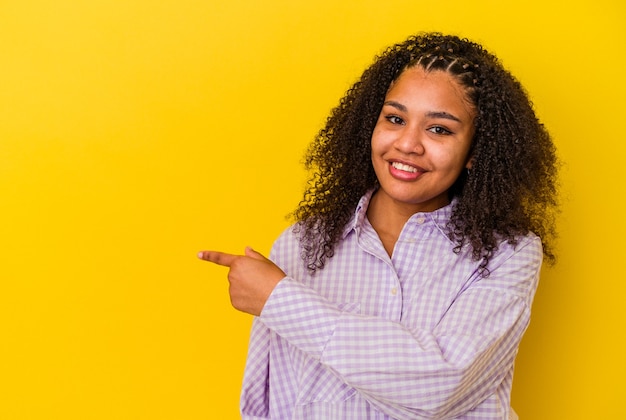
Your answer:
[199,32,558,419]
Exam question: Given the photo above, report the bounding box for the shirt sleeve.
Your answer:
[258,236,542,419]
[239,318,271,419]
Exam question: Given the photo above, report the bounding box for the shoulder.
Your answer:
[269,224,307,275]
[483,232,543,279]
[270,224,301,254]
[479,233,543,302]
[493,232,543,267]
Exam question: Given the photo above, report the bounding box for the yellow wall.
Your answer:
[1,1,624,418]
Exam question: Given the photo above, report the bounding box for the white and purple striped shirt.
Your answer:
[241,191,541,419]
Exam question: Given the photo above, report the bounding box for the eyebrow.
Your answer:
[426,111,462,123]
[383,101,462,123]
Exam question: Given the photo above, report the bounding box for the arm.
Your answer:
[258,236,541,419]
[239,318,271,419]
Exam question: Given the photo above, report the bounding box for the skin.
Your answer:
[368,67,476,256]
[197,247,284,316]
[199,67,476,314]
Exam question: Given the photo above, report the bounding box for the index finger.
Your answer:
[197,250,238,267]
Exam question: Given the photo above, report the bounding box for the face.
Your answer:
[370,66,476,214]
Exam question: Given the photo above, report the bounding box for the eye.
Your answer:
[385,115,405,125]
[428,126,453,135]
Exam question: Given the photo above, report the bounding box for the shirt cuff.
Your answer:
[259,277,341,358]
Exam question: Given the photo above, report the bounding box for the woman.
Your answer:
[199,32,559,419]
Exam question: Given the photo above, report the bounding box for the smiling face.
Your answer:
[370,66,476,214]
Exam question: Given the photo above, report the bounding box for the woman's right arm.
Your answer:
[240,317,271,419]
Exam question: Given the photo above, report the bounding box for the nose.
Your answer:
[394,126,425,155]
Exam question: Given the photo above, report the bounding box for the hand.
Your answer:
[198,247,285,316]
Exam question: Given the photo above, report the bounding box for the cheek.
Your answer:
[442,135,473,166]
[370,132,383,156]
[370,137,387,174]
[436,148,470,173]
[370,127,392,153]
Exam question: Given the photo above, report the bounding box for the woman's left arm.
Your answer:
[255,236,542,419]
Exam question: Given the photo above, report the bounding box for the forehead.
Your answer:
[386,67,476,116]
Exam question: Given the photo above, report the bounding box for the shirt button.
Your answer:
[416,217,426,224]
[391,287,398,296]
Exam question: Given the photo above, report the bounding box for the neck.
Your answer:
[366,190,450,257]
[366,191,417,257]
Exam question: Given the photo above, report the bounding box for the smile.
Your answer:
[391,162,418,173]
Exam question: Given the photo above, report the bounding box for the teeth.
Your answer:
[392,162,418,173]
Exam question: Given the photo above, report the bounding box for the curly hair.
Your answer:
[291,32,559,273]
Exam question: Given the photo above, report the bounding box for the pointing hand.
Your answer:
[198,247,285,316]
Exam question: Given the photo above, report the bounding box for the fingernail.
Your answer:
[197,251,204,259]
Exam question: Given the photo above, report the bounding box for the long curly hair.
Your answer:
[291,32,559,273]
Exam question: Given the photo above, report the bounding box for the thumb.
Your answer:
[244,246,268,261]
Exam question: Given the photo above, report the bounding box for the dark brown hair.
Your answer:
[292,32,559,273]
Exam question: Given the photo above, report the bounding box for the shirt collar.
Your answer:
[342,190,457,239]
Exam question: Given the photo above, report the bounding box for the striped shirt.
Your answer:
[241,191,542,419]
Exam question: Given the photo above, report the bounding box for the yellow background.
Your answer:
[1,1,624,418]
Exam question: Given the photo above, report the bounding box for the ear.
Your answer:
[465,155,474,170]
